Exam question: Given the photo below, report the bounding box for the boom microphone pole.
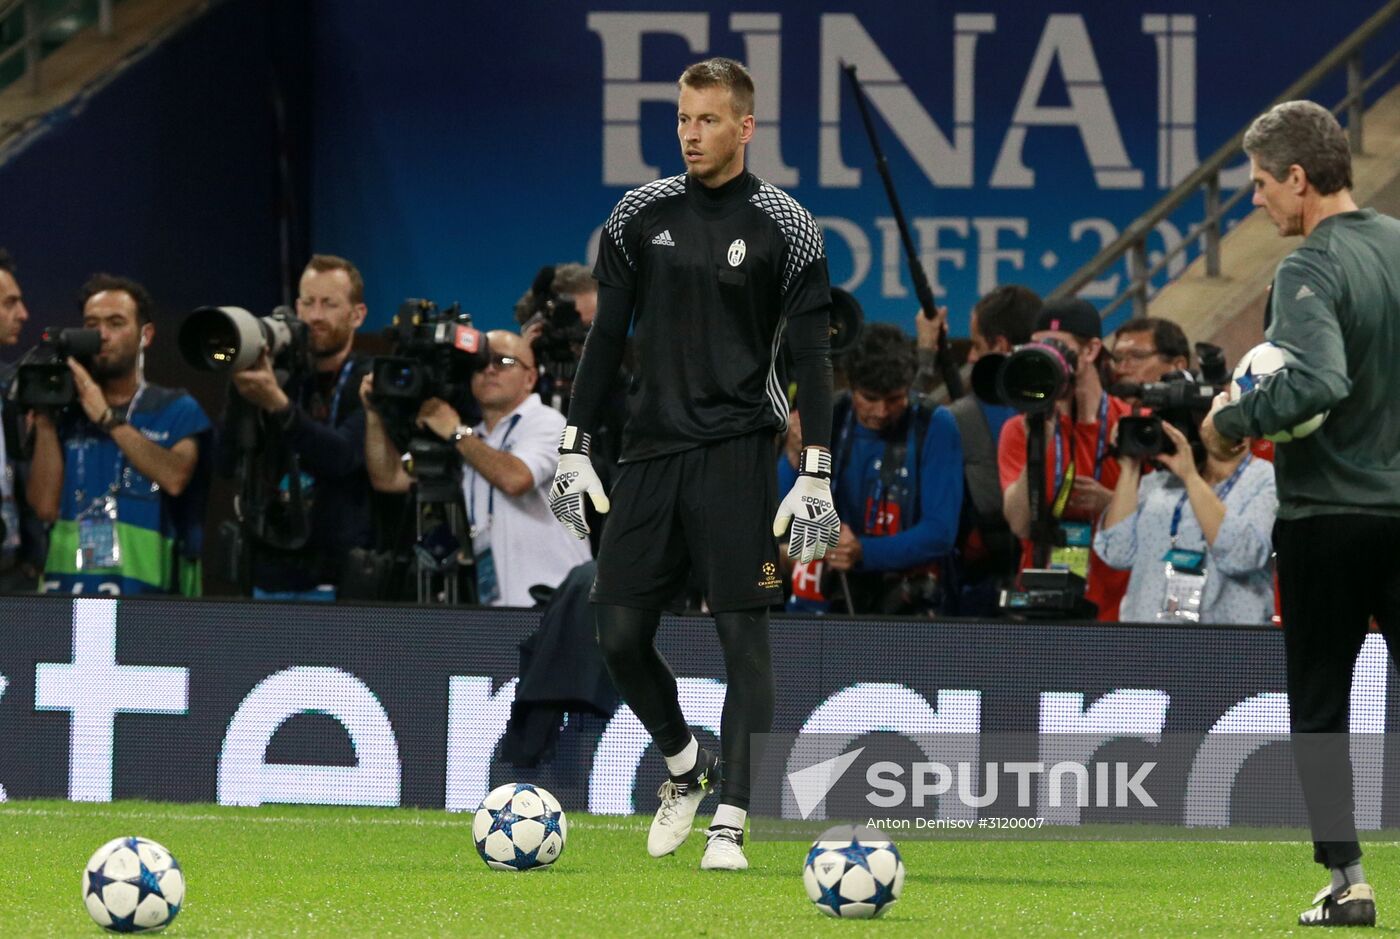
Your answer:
[842,62,965,400]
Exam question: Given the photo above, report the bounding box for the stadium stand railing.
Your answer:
[1048,0,1400,318]
[0,0,116,96]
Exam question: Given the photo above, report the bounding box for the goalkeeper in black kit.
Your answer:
[548,57,837,871]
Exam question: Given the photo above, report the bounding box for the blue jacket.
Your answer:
[778,397,963,571]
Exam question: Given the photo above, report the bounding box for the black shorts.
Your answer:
[591,430,783,612]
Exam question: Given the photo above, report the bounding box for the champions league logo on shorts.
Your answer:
[758,560,782,590]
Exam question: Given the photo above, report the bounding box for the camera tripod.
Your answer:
[405,436,475,605]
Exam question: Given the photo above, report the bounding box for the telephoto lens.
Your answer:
[178,306,304,372]
[993,338,1079,413]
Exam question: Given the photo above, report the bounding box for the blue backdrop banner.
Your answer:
[309,1,1396,335]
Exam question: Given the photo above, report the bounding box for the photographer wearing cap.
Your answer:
[363,330,590,606]
[217,254,374,600]
[28,274,210,595]
[1095,383,1276,624]
[997,297,1131,620]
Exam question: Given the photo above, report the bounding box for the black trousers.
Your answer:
[1275,514,1400,868]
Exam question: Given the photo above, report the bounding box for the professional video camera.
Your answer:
[368,299,489,454]
[178,305,311,375]
[970,337,1079,413]
[366,299,489,606]
[7,327,102,409]
[1112,372,1214,461]
[1109,341,1228,462]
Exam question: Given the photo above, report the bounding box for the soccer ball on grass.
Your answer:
[83,836,184,933]
[473,782,567,871]
[803,824,904,918]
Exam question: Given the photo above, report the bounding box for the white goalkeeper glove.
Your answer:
[549,426,610,539]
[772,446,840,563]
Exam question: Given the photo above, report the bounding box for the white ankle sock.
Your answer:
[664,737,698,777]
[712,803,747,830]
[1333,862,1366,893]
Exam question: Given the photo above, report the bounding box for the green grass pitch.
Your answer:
[0,799,1389,936]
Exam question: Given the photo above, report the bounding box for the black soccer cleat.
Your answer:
[1299,883,1376,927]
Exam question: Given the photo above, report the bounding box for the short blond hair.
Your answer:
[678,57,754,117]
[304,254,365,304]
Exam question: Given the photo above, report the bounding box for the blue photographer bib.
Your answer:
[42,385,210,596]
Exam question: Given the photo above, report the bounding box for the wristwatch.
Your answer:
[451,425,474,443]
[98,408,127,433]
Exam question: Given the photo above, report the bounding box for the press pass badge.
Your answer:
[471,523,500,606]
[1158,547,1207,623]
[1050,521,1092,579]
[76,488,121,570]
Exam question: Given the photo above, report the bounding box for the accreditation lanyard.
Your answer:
[467,414,522,529]
[73,384,148,503]
[326,358,356,426]
[1169,454,1252,546]
[862,406,918,537]
[1051,393,1109,500]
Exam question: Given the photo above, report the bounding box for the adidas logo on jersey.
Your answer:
[1296,284,1315,300]
[651,229,675,246]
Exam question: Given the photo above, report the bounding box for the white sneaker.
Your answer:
[646,750,718,858]
[700,826,748,871]
[1299,882,1376,926]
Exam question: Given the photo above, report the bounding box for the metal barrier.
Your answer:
[1049,0,1400,318]
[0,0,113,96]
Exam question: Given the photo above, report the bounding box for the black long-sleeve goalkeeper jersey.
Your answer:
[579,170,832,463]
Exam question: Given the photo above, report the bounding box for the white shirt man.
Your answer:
[463,389,590,605]
[363,329,590,606]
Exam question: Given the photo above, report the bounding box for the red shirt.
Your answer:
[997,396,1133,621]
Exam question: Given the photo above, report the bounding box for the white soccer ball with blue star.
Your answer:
[803,824,904,918]
[82,836,184,933]
[473,783,568,871]
[1230,341,1328,442]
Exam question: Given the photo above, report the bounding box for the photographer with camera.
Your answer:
[935,285,1041,615]
[1109,317,1191,392]
[216,254,373,600]
[0,249,43,591]
[779,323,962,615]
[27,274,210,595]
[518,264,598,416]
[363,329,590,606]
[1094,383,1276,624]
[517,263,597,333]
[997,297,1131,620]
[519,263,625,546]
